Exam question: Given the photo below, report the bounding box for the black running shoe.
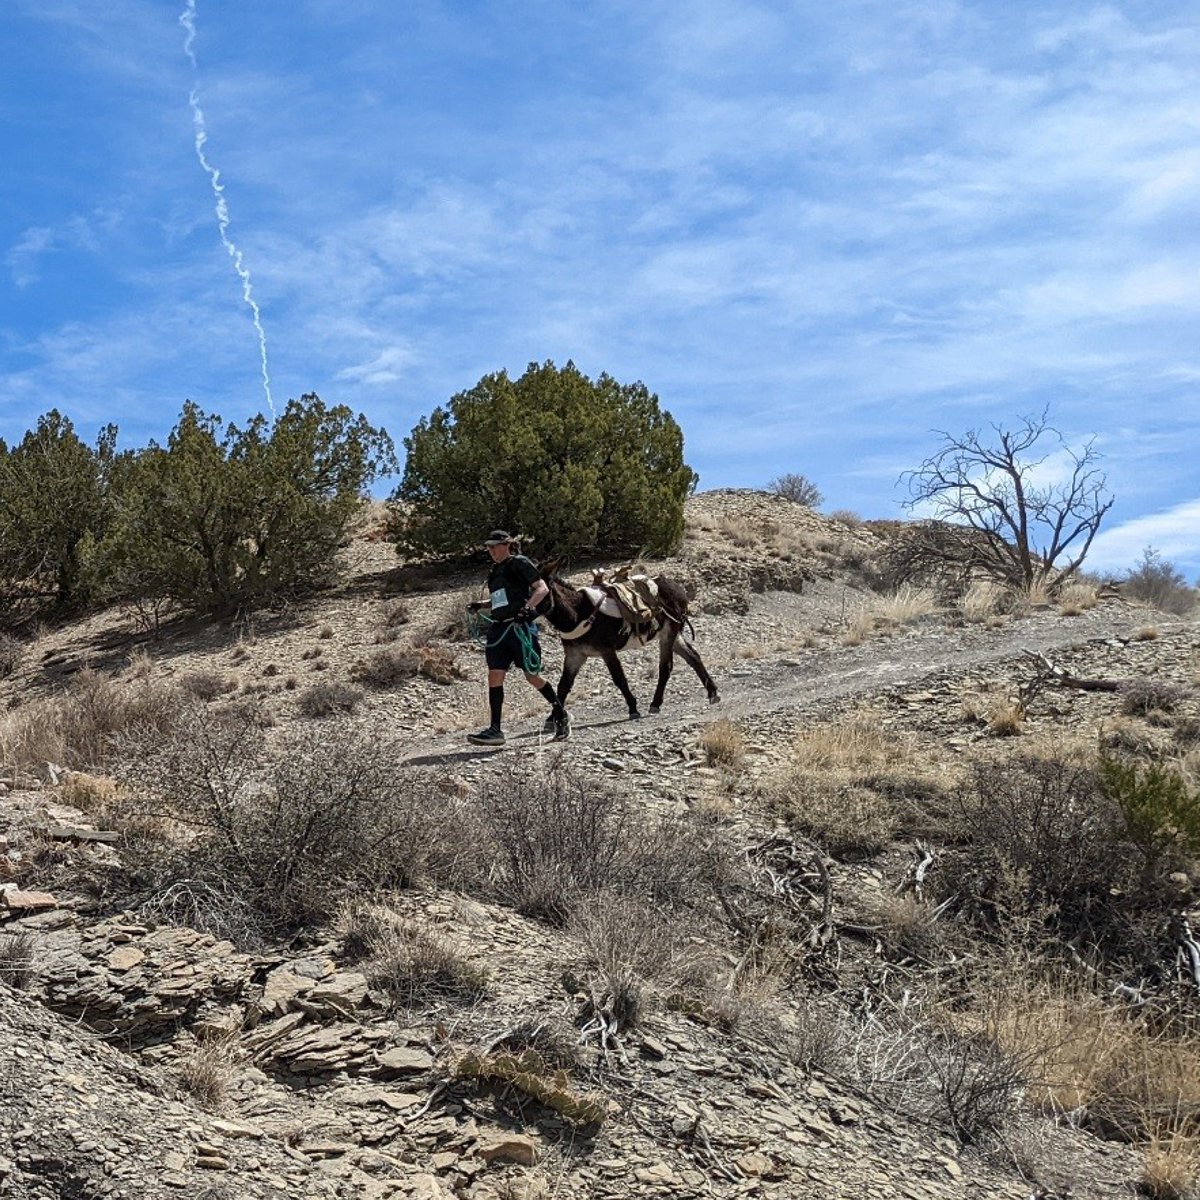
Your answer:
[553,712,571,742]
[467,726,505,747]
[542,713,557,734]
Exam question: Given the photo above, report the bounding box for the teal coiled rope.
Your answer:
[467,610,543,675]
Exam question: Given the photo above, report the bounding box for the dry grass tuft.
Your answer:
[175,1036,241,1110]
[297,680,363,717]
[1135,626,1162,642]
[0,669,188,773]
[959,580,1007,623]
[1142,1135,1200,1200]
[988,703,1025,737]
[1058,581,1098,616]
[0,930,35,990]
[180,669,238,701]
[873,585,937,627]
[762,713,953,857]
[698,718,745,767]
[367,920,489,1009]
[353,644,465,688]
[717,515,763,549]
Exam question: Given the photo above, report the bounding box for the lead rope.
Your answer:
[466,609,543,675]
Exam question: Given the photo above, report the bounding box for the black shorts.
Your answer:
[485,623,541,672]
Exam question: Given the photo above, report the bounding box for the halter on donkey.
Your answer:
[537,560,720,720]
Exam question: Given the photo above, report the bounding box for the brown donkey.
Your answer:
[536,562,720,720]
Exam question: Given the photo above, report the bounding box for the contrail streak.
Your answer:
[179,0,273,415]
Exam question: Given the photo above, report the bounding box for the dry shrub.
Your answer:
[784,1000,852,1073]
[116,710,460,931]
[716,515,763,549]
[180,669,238,701]
[773,782,895,858]
[960,580,1007,623]
[840,611,873,645]
[829,508,862,526]
[297,679,363,717]
[768,472,822,507]
[1135,626,1162,642]
[567,891,690,1031]
[1143,1135,1200,1200]
[475,759,716,924]
[1121,679,1188,716]
[762,713,944,857]
[58,770,121,814]
[988,702,1025,737]
[1058,581,1098,615]
[839,1001,1023,1144]
[0,669,187,773]
[981,972,1200,1155]
[0,931,35,990]
[698,718,745,768]
[0,633,25,679]
[175,1036,240,1110]
[872,585,937,627]
[365,920,488,1009]
[353,644,464,687]
[868,894,952,962]
[948,756,1183,967]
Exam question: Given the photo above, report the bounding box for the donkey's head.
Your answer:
[536,556,588,629]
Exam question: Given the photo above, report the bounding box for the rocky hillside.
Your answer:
[1,489,1196,1200]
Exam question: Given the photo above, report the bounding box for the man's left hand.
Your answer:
[515,606,537,624]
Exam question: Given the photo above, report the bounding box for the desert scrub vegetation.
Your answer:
[697,717,745,768]
[944,753,1197,970]
[760,713,949,858]
[1057,580,1098,615]
[337,904,488,1009]
[767,472,823,507]
[1120,679,1188,717]
[472,758,719,925]
[0,668,187,774]
[296,679,363,717]
[0,930,35,990]
[175,1036,241,1111]
[352,643,465,687]
[114,708,464,934]
[958,579,1008,624]
[1124,546,1198,616]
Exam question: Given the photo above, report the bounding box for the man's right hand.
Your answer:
[467,602,486,612]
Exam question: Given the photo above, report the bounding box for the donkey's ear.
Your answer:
[540,554,563,578]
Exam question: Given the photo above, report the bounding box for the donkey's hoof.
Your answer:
[648,704,661,715]
[628,710,642,721]
[708,692,721,705]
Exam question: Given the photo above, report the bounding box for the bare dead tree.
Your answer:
[900,410,1113,594]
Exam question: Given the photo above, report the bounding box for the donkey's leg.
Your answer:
[648,626,677,713]
[555,645,586,710]
[600,649,641,718]
[674,636,721,705]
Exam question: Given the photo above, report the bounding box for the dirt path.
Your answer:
[404,597,1173,768]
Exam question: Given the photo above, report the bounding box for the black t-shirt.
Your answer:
[487,554,540,621]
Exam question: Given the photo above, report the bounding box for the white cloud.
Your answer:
[335,346,414,386]
[1087,498,1200,576]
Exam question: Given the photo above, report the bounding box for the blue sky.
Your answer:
[2,1,1197,579]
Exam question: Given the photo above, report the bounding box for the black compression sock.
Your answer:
[539,681,565,720]
[488,685,504,729]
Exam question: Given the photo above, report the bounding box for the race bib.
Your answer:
[490,587,508,609]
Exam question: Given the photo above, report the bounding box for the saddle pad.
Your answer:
[582,585,623,618]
